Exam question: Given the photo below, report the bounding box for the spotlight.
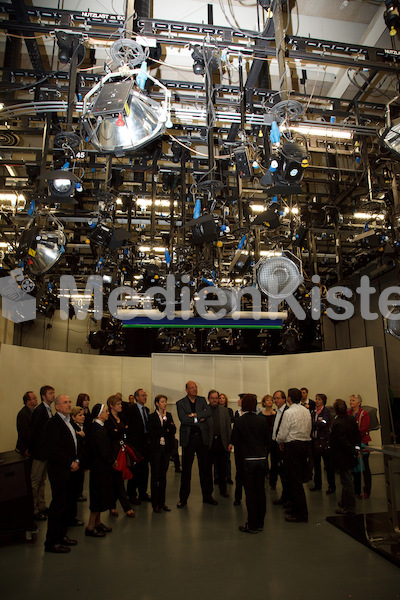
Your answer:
[385,306,400,341]
[82,68,171,155]
[384,0,400,36]
[200,287,238,317]
[55,31,85,65]
[260,140,309,195]
[45,170,78,203]
[17,220,66,275]
[185,214,219,244]
[257,253,303,299]
[280,323,301,352]
[88,329,109,350]
[381,117,400,157]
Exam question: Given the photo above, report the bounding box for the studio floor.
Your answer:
[1,454,400,600]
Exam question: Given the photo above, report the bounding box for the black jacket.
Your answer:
[16,405,33,455]
[148,411,177,454]
[230,412,270,460]
[330,414,361,471]
[45,413,79,481]
[31,402,52,461]
[126,403,150,453]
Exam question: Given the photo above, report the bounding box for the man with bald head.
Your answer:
[44,394,80,553]
[176,381,216,508]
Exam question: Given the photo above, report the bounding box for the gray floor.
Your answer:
[1,454,400,600]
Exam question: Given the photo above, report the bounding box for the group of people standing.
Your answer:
[15,381,372,549]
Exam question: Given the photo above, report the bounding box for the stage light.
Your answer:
[56,31,85,65]
[257,254,303,299]
[260,140,309,195]
[384,0,400,36]
[380,117,400,157]
[45,169,78,203]
[82,68,171,155]
[385,306,400,341]
[18,220,66,276]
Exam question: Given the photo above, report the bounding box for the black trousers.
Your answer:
[45,474,74,548]
[112,469,132,512]
[284,441,309,518]
[179,432,212,502]
[127,454,149,500]
[209,436,228,493]
[234,452,244,502]
[150,447,170,508]
[272,441,292,502]
[243,459,266,530]
[313,452,336,490]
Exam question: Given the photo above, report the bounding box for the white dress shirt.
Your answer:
[276,403,312,444]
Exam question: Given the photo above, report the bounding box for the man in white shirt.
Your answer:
[276,388,312,522]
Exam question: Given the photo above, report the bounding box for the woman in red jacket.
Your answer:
[348,394,371,499]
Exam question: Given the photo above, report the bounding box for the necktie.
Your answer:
[142,407,148,433]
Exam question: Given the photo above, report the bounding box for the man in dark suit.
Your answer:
[230,394,270,534]
[207,389,232,498]
[301,387,316,412]
[30,385,55,520]
[44,394,80,553]
[176,381,216,508]
[127,388,151,504]
[16,390,38,459]
[271,390,291,506]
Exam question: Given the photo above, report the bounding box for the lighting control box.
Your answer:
[92,81,133,117]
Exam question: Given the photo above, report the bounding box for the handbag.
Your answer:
[115,443,143,480]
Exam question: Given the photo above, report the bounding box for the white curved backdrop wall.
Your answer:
[0,344,379,453]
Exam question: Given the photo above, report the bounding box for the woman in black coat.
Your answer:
[330,399,361,515]
[148,394,176,513]
[310,393,336,494]
[85,403,115,537]
[105,395,135,518]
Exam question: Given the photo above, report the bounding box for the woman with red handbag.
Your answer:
[105,395,135,518]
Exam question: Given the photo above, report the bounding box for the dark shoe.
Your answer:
[285,515,308,523]
[335,508,355,515]
[233,499,241,506]
[220,490,229,498]
[139,494,151,502]
[85,527,105,538]
[175,468,182,473]
[309,486,321,492]
[337,500,344,508]
[77,495,87,502]
[34,512,47,521]
[273,498,284,506]
[177,500,187,509]
[45,543,70,553]
[361,492,370,499]
[285,508,296,515]
[326,488,336,495]
[270,485,276,491]
[41,507,49,515]
[227,478,233,484]
[96,523,112,533]
[125,510,135,518]
[162,505,171,512]
[110,509,119,517]
[69,519,84,527]
[239,523,258,534]
[61,536,78,546]
[153,506,161,513]
[203,496,218,505]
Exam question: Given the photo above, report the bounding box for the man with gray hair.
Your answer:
[44,394,80,554]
